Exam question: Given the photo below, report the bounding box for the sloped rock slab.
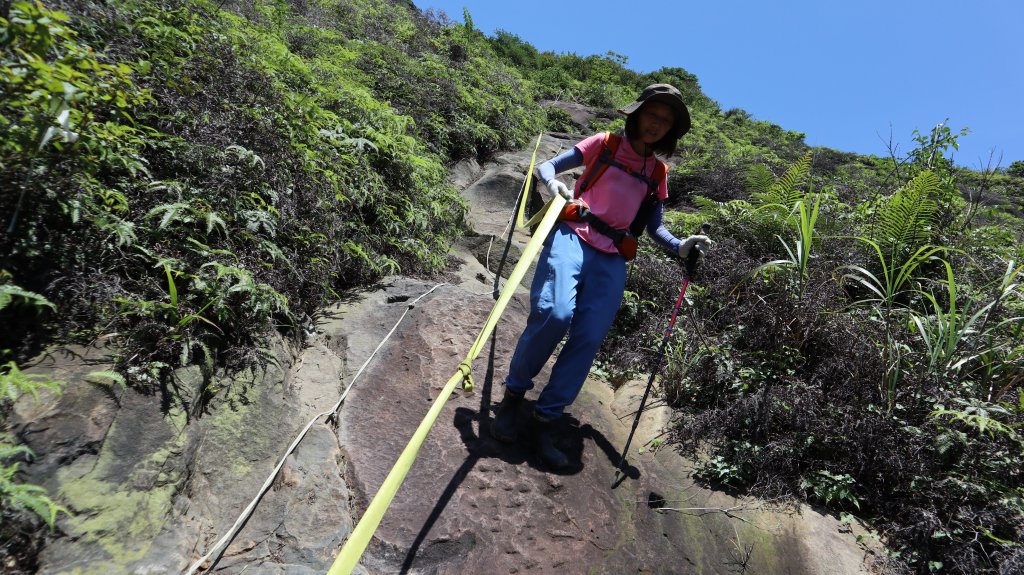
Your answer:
[331,277,875,574]
[539,100,619,134]
[457,133,577,242]
[11,335,354,574]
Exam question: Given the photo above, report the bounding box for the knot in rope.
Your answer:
[457,361,474,393]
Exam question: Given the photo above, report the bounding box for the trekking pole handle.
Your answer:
[684,222,711,278]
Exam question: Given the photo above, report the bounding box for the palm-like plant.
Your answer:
[913,260,1024,402]
[839,171,953,411]
[751,192,822,300]
[909,260,995,378]
[729,152,821,298]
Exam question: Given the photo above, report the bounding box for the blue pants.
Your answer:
[505,223,627,419]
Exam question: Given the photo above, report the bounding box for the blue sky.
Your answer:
[412,0,1023,169]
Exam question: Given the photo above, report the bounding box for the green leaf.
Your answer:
[164,265,178,308]
[85,370,125,387]
[0,284,55,313]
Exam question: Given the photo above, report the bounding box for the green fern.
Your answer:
[693,195,750,220]
[259,239,290,268]
[0,284,55,313]
[749,150,812,212]
[145,201,193,229]
[95,214,138,247]
[0,362,62,403]
[1,435,69,529]
[239,209,278,237]
[199,261,290,318]
[0,352,67,530]
[874,170,941,254]
[224,144,265,170]
[932,399,1021,443]
[745,163,775,198]
[185,237,236,259]
[85,370,126,388]
[204,212,228,236]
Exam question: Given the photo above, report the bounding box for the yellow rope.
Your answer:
[327,133,564,575]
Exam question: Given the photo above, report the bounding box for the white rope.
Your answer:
[185,283,448,575]
[482,192,520,291]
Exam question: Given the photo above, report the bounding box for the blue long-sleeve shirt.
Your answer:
[537,147,682,254]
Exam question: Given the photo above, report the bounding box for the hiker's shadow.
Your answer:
[399,330,639,573]
[453,403,638,481]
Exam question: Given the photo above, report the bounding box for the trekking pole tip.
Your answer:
[611,468,625,489]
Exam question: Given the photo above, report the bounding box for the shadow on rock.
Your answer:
[398,331,638,573]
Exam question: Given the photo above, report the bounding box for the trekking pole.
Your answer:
[611,223,710,489]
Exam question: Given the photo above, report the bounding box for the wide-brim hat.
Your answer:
[619,83,691,140]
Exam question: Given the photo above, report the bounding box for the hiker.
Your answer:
[491,83,711,468]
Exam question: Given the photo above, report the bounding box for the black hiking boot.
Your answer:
[490,388,524,443]
[531,412,569,469]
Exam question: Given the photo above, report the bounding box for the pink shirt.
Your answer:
[566,133,669,254]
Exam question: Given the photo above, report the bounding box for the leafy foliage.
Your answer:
[1,0,521,384]
[1,434,68,529]
[867,170,943,259]
[651,143,1024,573]
[1007,161,1024,179]
[0,281,67,546]
[747,151,813,212]
[2,1,1023,573]
[801,470,861,510]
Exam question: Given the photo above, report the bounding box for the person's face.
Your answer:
[635,101,675,145]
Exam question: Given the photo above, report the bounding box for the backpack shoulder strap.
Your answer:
[576,132,618,197]
[628,159,667,238]
[648,159,668,200]
[605,132,622,155]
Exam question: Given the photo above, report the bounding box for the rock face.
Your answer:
[331,280,876,575]
[12,336,353,575]
[11,133,879,574]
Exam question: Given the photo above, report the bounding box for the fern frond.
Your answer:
[746,164,775,198]
[146,180,187,197]
[693,196,726,211]
[260,239,286,263]
[0,285,55,312]
[774,151,813,205]
[97,214,137,247]
[748,151,812,211]
[0,362,62,403]
[693,196,752,221]
[204,212,228,236]
[2,476,69,528]
[85,370,126,388]
[239,209,277,237]
[145,202,192,229]
[225,144,265,170]
[877,170,940,251]
[0,435,33,460]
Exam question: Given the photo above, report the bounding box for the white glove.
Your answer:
[677,234,711,259]
[547,179,572,200]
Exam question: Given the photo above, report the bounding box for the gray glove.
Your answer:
[677,234,712,259]
[546,179,572,200]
